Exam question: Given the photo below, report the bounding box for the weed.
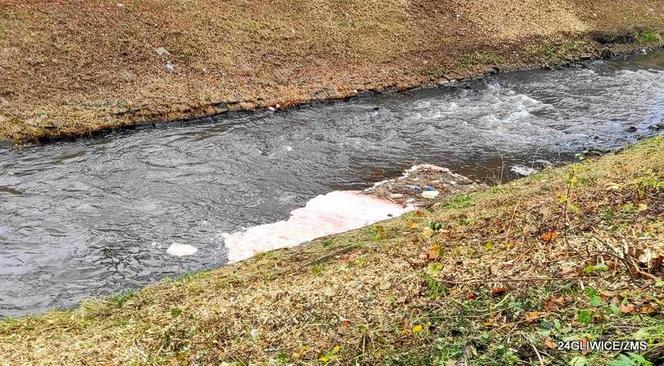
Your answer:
[367,225,385,242]
[423,273,446,299]
[311,264,325,276]
[109,290,136,308]
[445,194,471,209]
[428,221,443,232]
[638,31,662,43]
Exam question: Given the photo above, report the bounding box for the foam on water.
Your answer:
[222,190,411,262]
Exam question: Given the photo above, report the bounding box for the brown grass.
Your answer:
[0,0,663,143]
[1,137,662,365]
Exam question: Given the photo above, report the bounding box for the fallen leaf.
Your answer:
[638,304,657,315]
[544,338,557,349]
[421,228,434,239]
[606,183,621,191]
[543,295,565,311]
[427,244,442,260]
[466,293,477,300]
[539,231,560,242]
[620,303,635,314]
[491,287,509,297]
[525,311,541,322]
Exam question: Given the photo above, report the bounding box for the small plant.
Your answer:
[445,194,471,209]
[109,290,135,308]
[638,31,662,43]
[428,221,443,232]
[423,273,446,299]
[367,225,385,242]
[319,345,341,363]
[583,263,609,274]
[311,264,325,276]
[610,353,653,366]
[170,307,182,318]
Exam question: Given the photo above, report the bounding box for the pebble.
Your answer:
[422,190,440,199]
[154,47,170,56]
[511,165,538,177]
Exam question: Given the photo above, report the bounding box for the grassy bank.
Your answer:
[0,0,663,143]
[1,137,662,365]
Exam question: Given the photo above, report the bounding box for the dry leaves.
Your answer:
[539,231,560,242]
[427,244,442,260]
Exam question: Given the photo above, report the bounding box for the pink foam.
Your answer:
[222,190,411,262]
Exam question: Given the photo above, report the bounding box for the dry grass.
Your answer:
[0,0,663,143]
[1,137,662,365]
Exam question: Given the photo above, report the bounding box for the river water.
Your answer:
[1,52,663,317]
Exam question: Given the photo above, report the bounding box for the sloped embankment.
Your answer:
[0,0,663,143]
[1,137,662,364]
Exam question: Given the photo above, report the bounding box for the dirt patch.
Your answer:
[0,0,663,143]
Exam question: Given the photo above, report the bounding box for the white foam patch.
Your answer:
[511,165,538,176]
[223,191,412,263]
[167,242,198,257]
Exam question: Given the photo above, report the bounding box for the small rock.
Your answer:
[389,193,404,199]
[511,165,538,177]
[421,190,440,199]
[154,47,170,56]
[165,62,176,73]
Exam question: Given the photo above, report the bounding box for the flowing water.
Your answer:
[1,52,663,317]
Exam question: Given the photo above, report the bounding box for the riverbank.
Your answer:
[1,137,662,364]
[1,0,663,144]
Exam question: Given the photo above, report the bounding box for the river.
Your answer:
[0,52,662,317]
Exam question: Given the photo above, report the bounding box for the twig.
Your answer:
[593,235,658,282]
[440,276,589,284]
[528,340,545,366]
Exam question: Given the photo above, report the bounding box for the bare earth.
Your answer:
[0,0,663,143]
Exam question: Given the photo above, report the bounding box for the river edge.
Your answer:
[1,27,663,145]
[1,137,661,365]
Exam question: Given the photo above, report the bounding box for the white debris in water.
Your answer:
[421,190,440,199]
[222,190,412,262]
[511,165,538,176]
[166,242,198,257]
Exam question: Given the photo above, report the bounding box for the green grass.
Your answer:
[639,31,662,43]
